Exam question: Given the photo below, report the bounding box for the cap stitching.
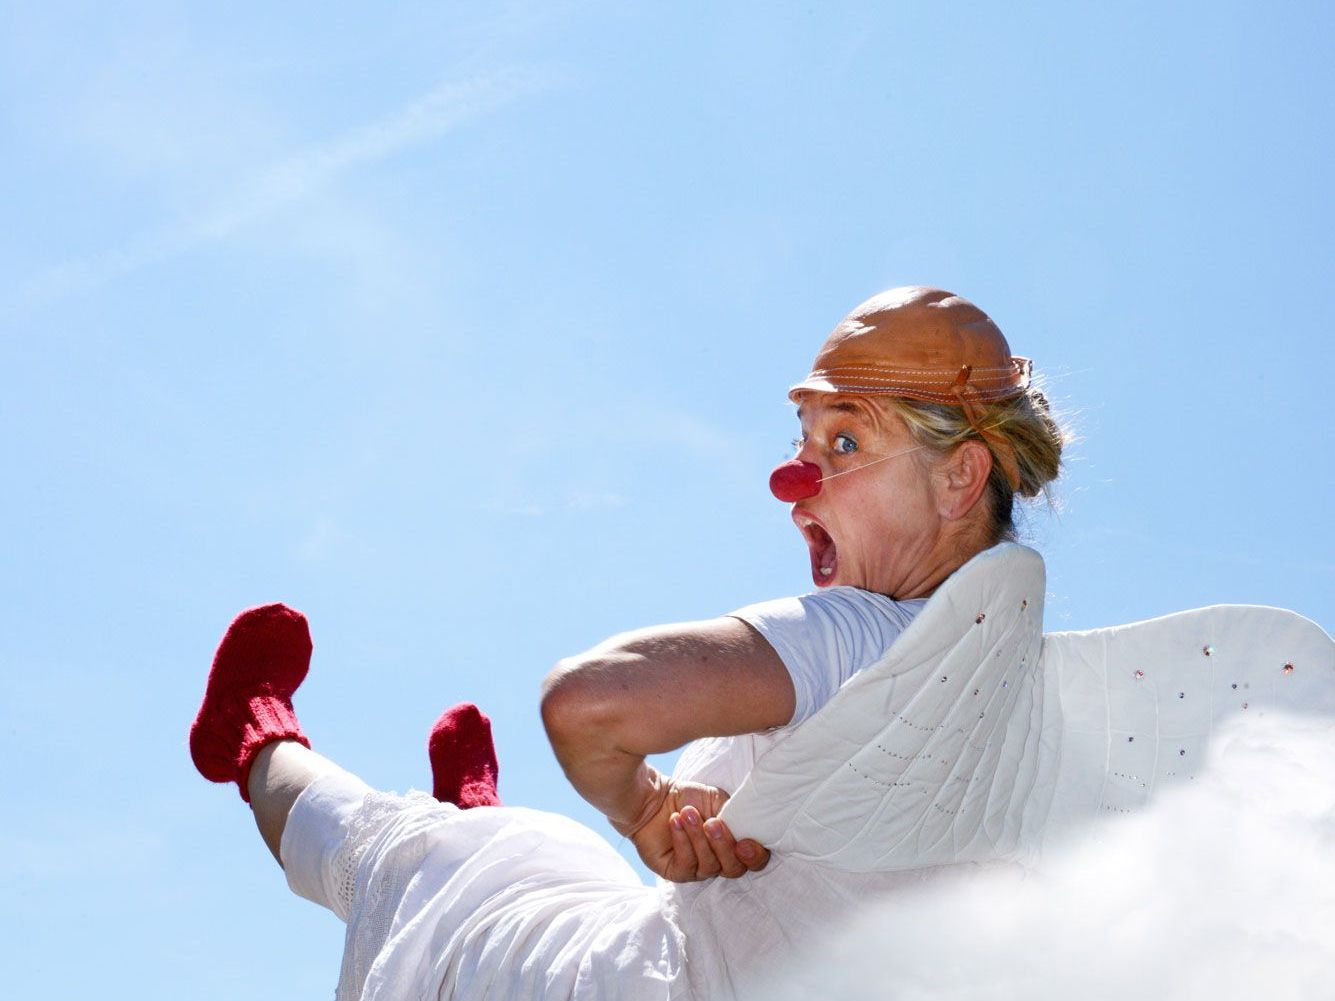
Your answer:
[794,385,1023,402]
[803,374,1025,387]
[809,363,1027,376]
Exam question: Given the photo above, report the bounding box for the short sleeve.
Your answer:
[729,587,927,727]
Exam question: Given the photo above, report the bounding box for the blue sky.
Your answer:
[3,3,1331,997]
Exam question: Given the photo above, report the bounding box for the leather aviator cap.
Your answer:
[790,286,1032,489]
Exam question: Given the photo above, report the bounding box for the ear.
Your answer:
[935,440,993,521]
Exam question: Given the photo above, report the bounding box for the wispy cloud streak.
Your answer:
[19,69,544,306]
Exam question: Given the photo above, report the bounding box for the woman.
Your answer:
[189,286,1067,999]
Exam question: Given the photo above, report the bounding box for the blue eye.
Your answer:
[833,433,858,454]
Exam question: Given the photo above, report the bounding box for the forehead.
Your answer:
[795,395,879,426]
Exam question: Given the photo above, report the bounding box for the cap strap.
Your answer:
[951,366,1022,492]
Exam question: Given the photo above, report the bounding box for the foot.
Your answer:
[428,703,501,808]
[190,603,312,802]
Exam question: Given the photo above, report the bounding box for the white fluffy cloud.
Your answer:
[752,713,1335,1001]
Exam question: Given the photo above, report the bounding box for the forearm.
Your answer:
[541,658,675,830]
[550,731,666,834]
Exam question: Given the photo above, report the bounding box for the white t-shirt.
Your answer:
[730,586,928,727]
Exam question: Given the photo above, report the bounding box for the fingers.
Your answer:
[702,818,749,879]
[679,806,747,879]
[667,810,697,879]
[647,782,772,883]
[676,807,721,878]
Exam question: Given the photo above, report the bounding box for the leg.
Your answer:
[248,739,347,864]
[191,604,379,914]
[190,603,334,867]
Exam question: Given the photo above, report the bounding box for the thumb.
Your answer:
[673,782,731,817]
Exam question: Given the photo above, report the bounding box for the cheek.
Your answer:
[901,481,941,523]
[857,474,937,535]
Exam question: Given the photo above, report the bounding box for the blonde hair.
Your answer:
[878,386,1068,543]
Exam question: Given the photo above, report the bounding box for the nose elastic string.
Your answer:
[769,444,927,502]
[815,444,925,484]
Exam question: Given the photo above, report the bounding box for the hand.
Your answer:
[625,779,771,882]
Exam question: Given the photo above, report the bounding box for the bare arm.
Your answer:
[541,616,793,878]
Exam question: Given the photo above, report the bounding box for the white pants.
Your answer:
[279,772,688,1001]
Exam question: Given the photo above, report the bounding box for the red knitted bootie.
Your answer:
[429,703,501,808]
[189,603,313,802]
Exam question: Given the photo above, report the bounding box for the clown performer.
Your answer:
[189,286,1333,1001]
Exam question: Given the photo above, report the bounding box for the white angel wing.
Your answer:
[719,542,1334,870]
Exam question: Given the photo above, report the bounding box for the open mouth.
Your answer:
[795,513,838,587]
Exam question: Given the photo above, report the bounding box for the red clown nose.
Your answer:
[769,459,823,502]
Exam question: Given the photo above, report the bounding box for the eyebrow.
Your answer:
[796,400,869,420]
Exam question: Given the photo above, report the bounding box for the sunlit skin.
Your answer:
[790,394,996,599]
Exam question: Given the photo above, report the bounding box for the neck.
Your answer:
[893,520,996,600]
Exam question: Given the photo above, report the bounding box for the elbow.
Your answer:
[539,657,582,739]
[540,655,622,749]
